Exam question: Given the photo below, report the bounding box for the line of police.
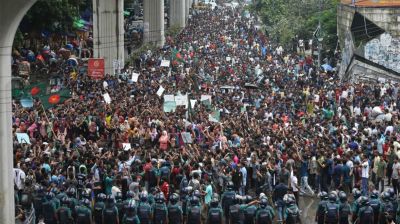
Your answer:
[315,188,399,224]
[19,182,306,224]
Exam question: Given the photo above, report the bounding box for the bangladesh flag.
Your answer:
[39,89,72,109]
[171,49,185,63]
[25,82,48,97]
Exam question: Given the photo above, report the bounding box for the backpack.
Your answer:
[168,205,182,223]
[76,207,91,224]
[339,203,351,221]
[222,191,235,213]
[325,203,338,223]
[244,206,257,224]
[369,199,380,215]
[93,202,104,223]
[153,204,167,224]
[58,207,70,224]
[208,208,222,223]
[42,201,56,222]
[359,206,374,224]
[125,215,140,224]
[188,206,201,224]
[103,206,118,224]
[257,208,272,224]
[382,201,395,220]
[138,204,151,224]
[285,206,300,224]
[229,204,241,224]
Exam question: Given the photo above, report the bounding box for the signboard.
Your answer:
[88,58,105,79]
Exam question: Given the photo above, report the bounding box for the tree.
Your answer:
[251,0,338,51]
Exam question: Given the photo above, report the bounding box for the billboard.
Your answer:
[88,58,105,79]
[341,0,400,7]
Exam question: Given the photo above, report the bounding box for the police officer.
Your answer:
[67,187,79,219]
[315,191,328,224]
[283,195,300,224]
[182,186,193,224]
[116,192,125,222]
[33,185,45,222]
[57,197,73,224]
[221,182,236,224]
[187,196,202,224]
[351,189,362,223]
[42,192,57,224]
[380,191,395,224]
[208,194,223,224]
[357,196,374,224]
[122,200,140,224]
[255,197,274,224]
[243,195,257,224]
[103,194,119,224]
[168,193,183,224]
[369,190,381,224]
[338,191,351,224]
[137,191,152,224]
[122,191,136,219]
[94,193,106,224]
[153,192,168,224]
[324,192,339,224]
[229,195,242,224]
[76,198,93,224]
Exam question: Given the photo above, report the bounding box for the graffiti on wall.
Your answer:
[364,33,400,73]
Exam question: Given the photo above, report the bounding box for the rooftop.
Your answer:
[341,0,400,7]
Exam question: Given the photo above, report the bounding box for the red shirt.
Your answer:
[161,182,169,201]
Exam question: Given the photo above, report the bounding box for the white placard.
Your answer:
[160,60,170,67]
[201,95,212,104]
[103,93,111,104]
[175,94,188,108]
[157,86,165,96]
[190,99,197,109]
[164,94,175,102]
[16,133,31,144]
[226,56,231,62]
[131,72,140,82]
[122,143,131,151]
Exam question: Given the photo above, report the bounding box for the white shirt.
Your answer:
[290,175,299,192]
[240,167,247,186]
[361,161,369,178]
[14,168,26,190]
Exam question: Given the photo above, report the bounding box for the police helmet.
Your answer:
[126,191,135,199]
[328,192,337,202]
[353,189,361,199]
[260,198,268,208]
[45,192,55,200]
[115,192,123,201]
[381,191,391,202]
[80,198,91,207]
[82,189,91,199]
[67,187,76,197]
[155,192,165,203]
[319,191,328,200]
[245,195,253,204]
[140,191,148,202]
[61,196,70,205]
[193,190,201,198]
[358,196,369,206]
[210,196,219,207]
[190,196,200,205]
[370,190,379,199]
[226,182,234,190]
[106,195,115,203]
[97,193,107,202]
[170,193,179,204]
[338,191,347,202]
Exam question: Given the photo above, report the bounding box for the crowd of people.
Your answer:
[12,1,400,224]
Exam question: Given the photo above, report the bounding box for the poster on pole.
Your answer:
[131,72,140,82]
[88,58,105,79]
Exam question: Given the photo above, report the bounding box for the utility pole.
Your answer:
[317,0,322,70]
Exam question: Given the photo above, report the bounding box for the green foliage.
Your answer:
[21,0,91,34]
[251,0,338,50]
[166,25,183,38]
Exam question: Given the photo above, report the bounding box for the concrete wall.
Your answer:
[343,58,400,83]
[337,4,400,82]
[93,0,125,75]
